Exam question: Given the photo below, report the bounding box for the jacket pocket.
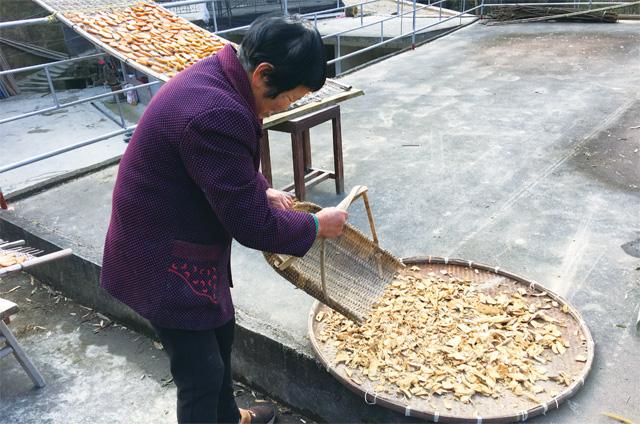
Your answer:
[171,239,223,261]
[167,240,224,305]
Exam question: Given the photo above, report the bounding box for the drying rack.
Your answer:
[0,239,72,277]
[0,238,72,389]
[31,0,364,129]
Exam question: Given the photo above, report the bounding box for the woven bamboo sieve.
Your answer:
[264,186,404,323]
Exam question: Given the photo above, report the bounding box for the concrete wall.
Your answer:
[0,212,424,423]
[330,43,398,76]
[0,0,70,72]
[324,26,457,75]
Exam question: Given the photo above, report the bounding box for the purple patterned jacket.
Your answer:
[101,45,316,330]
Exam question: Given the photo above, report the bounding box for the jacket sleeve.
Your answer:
[178,108,316,257]
[256,168,271,189]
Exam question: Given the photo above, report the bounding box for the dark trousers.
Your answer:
[153,318,240,424]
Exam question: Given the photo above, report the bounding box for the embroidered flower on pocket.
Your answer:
[168,261,218,304]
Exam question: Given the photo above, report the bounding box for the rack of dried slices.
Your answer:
[34,0,228,81]
[31,0,364,126]
[0,240,72,277]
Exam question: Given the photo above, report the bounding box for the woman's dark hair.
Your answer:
[238,15,326,98]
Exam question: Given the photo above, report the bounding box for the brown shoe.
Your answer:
[239,405,276,424]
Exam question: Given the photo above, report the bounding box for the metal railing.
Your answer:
[329,1,481,72]
[0,126,137,174]
[0,53,161,127]
[0,80,159,125]
[0,17,54,30]
[1,0,637,208]
[0,52,160,204]
[321,0,635,73]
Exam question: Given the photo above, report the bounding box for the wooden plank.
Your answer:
[304,170,333,189]
[331,109,345,194]
[280,168,333,193]
[0,345,13,359]
[0,298,18,320]
[291,130,306,200]
[263,88,364,129]
[259,130,273,186]
[0,320,46,387]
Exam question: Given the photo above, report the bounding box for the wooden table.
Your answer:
[260,105,345,201]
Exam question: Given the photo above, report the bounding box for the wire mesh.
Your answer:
[0,242,43,270]
[264,201,403,323]
[36,0,141,13]
[289,80,354,109]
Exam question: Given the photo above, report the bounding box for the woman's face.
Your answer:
[250,63,310,118]
[258,86,310,118]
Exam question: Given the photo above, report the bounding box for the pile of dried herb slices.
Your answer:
[317,266,587,405]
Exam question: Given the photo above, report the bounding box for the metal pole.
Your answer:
[44,67,60,107]
[0,126,137,174]
[314,13,318,29]
[481,2,634,6]
[161,0,217,7]
[481,0,485,17]
[284,0,289,15]
[0,53,105,78]
[0,16,52,30]
[91,101,127,128]
[113,89,127,129]
[119,60,128,82]
[380,21,384,43]
[400,0,404,34]
[335,35,342,76]
[211,0,218,32]
[462,0,466,24]
[412,0,417,46]
[360,3,364,25]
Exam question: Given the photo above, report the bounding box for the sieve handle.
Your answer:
[274,185,380,272]
[336,185,379,246]
[336,185,367,211]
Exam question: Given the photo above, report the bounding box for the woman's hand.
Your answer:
[316,207,348,238]
[266,188,294,210]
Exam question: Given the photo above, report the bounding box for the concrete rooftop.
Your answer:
[1,21,639,423]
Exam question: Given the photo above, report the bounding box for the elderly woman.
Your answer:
[101,16,347,424]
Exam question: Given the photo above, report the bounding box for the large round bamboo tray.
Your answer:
[308,256,595,423]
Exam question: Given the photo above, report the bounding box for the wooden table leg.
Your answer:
[291,130,306,200]
[259,130,273,186]
[0,189,8,210]
[332,110,345,194]
[302,129,312,172]
[0,320,46,388]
